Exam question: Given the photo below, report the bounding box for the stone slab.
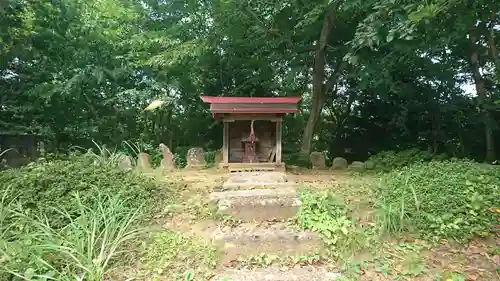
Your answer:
[210,188,300,221]
[212,223,323,262]
[210,188,297,202]
[222,171,290,188]
[220,181,299,190]
[212,266,341,281]
[228,171,287,182]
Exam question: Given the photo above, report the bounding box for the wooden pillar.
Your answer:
[223,121,229,165]
[275,120,282,164]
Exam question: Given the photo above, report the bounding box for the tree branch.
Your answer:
[324,58,346,94]
[242,6,295,49]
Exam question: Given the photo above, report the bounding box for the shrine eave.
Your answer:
[200,96,301,104]
[200,96,301,116]
[210,108,299,114]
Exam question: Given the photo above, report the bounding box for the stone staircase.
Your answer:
[209,171,341,281]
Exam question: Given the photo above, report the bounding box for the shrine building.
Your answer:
[200,96,301,172]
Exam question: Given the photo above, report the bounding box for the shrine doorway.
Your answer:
[227,120,277,163]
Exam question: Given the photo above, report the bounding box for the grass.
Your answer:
[2,152,498,281]
[140,230,219,280]
[287,169,499,281]
[1,191,144,281]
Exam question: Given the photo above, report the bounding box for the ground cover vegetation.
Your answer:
[291,156,499,280]
[1,0,499,280]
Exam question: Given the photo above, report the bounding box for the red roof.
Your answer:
[200,96,301,115]
[210,108,298,114]
[200,96,301,104]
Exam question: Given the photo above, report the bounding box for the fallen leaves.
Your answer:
[467,272,479,281]
[491,255,500,266]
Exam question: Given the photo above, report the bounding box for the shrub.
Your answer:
[0,156,163,228]
[204,150,216,167]
[294,188,369,258]
[377,160,500,241]
[284,152,311,168]
[174,146,190,168]
[367,149,447,171]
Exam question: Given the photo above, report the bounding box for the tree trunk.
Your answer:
[469,31,496,162]
[488,8,499,82]
[300,8,343,154]
[431,107,441,154]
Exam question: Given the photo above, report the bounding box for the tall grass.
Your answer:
[71,140,137,167]
[1,191,144,281]
[72,140,158,167]
[0,148,18,169]
[121,141,152,158]
[0,148,17,158]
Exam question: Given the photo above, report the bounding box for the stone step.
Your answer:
[228,171,288,182]
[212,266,341,281]
[224,163,285,173]
[221,172,292,189]
[210,188,300,221]
[212,223,323,263]
[217,171,297,190]
[229,167,278,172]
[217,181,299,191]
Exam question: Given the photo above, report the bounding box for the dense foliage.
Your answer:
[0,156,162,226]
[1,0,499,164]
[377,160,500,241]
[367,149,447,171]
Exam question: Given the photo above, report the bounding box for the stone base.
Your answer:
[211,266,340,281]
[221,171,295,190]
[184,164,205,170]
[228,171,288,182]
[219,182,298,191]
[212,223,323,263]
[210,188,297,201]
[220,162,286,172]
[210,188,300,221]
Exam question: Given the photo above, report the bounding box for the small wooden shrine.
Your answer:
[201,96,301,171]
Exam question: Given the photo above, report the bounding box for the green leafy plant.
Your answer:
[141,230,219,278]
[377,160,500,241]
[293,188,369,258]
[367,149,447,172]
[174,147,190,168]
[204,150,216,168]
[237,252,325,268]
